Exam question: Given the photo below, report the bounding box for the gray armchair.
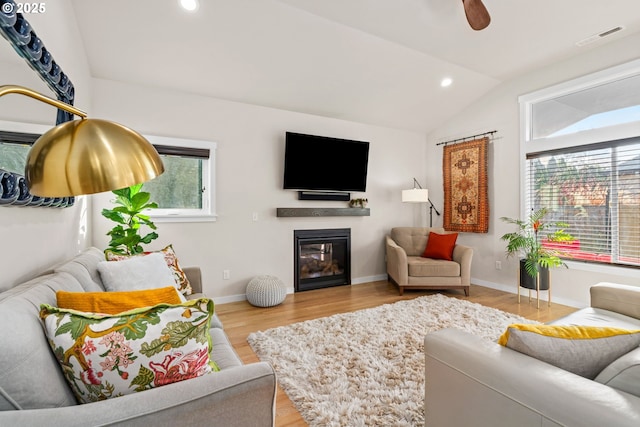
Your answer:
[385,227,473,296]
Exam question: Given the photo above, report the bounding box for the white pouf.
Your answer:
[246,275,287,307]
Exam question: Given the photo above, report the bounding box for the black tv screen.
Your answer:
[283,132,369,192]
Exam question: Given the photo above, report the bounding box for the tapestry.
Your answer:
[443,137,489,233]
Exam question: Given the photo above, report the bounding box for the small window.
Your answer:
[0,130,40,174]
[142,135,217,222]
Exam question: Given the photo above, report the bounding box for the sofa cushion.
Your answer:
[498,324,640,379]
[210,327,243,370]
[0,272,83,410]
[97,253,186,302]
[57,286,182,314]
[390,227,446,257]
[422,232,458,261]
[594,346,640,397]
[54,247,106,292]
[106,245,193,296]
[548,307,640,329]
[408,256,460,277]
[40,299,219,404]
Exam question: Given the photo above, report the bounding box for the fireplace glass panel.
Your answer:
[299,242,345,279]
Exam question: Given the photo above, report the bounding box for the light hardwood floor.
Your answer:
[216,281,578,427]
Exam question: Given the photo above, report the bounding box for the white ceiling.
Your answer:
[8,0,640,132]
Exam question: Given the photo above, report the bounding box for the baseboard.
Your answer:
[471,277,583,308]
[215,276,385,305]
[352,274,388,285]
[214,293,247,304]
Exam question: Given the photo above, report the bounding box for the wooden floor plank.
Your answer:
[216,281,577,426]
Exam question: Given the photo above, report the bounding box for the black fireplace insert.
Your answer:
[294,228,351,292]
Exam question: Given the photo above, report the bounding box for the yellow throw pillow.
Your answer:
[499,324,640,379]
[57,286,182,315]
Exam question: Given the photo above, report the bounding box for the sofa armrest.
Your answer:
[591,282,640,320]
[451,244,473,286]
[385,235,408,285]
[0,362,276,427]
[183,266,203,294]
[424,328,640,427]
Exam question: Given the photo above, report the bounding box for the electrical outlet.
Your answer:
[252,212,258,222]
[223,270,230,280]
[495,261,502,270]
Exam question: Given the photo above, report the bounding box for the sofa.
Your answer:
[424,282,640,427]
[385,227,473,295]
[0,247,277,427]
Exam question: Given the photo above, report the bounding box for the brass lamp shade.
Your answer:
[26,118,164,197]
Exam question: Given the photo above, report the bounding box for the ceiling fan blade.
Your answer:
[462,0,491,31]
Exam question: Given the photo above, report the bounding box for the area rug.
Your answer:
[443,137,489,233]
[247,294,536,426]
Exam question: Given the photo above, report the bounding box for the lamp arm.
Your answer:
[0,85,87,119]
[428,198,441,216]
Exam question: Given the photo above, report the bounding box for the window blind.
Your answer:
[525,137,640,267]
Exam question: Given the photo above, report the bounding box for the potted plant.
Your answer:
[101,183,159,255]
[500,208,573,290]
[349,198,368,208]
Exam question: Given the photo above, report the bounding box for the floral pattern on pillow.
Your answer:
[40,299,219,403]
[105,244,193,296]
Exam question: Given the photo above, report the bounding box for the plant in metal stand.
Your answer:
[101,183,159,255]
[500,208,574,307]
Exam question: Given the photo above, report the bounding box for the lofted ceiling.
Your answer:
[8,1,640,133]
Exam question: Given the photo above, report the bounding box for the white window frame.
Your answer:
[518,59,640,279]
[144,134,217,223]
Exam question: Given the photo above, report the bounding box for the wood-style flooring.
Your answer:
[215,280,578,427]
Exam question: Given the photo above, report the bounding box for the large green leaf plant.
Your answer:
[500,208,574,279]
[101,184,159,255]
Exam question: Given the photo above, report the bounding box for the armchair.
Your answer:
[385,227,473,296]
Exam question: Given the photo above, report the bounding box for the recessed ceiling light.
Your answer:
[441,77,453,88]
[180,0,199,12]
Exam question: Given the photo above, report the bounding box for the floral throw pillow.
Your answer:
[105,244,193,296]
[40,299,219,403]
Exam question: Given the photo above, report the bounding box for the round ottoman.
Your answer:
[246,275,286,307]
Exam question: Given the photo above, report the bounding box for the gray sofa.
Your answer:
[0,247,277,427]
[424,282,640,427]
[386,227,473,295]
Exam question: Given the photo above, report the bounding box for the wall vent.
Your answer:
[576,26,625,46]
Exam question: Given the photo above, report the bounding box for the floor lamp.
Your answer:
[402,178,441,227]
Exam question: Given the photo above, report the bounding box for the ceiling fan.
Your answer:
[462,0,491,31]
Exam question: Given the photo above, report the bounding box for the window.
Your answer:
[0,129,40,174]
[526,140,640,267]
[140,135,217,222]
[520,60,640,271]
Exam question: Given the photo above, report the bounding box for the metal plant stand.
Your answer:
[517,270,551,309]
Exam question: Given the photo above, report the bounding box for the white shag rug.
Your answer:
[247,293,537,426]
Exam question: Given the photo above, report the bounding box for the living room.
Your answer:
[1,0,638,305]
[1,1,640,425]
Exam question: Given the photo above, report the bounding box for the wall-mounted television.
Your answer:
[283,132,370,193]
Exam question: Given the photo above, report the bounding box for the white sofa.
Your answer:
[0,247,277,427]
[424,283,640,427]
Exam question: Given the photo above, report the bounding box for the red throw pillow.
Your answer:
[422,232,458,261]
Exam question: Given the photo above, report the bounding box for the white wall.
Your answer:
[426,34,640,308]
[90,79,427,302]
[0,0,92,290]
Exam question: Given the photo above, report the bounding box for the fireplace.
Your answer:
[294,228,351,292]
